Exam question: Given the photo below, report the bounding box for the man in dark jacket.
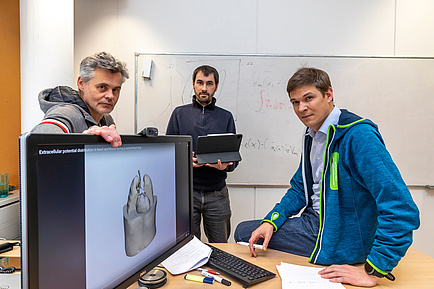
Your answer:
[31,51,129,148]
[166,65,238,242]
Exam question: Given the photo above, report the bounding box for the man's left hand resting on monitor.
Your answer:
[83,124,122,148]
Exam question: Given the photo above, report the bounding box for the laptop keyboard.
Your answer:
[206,244,276,287]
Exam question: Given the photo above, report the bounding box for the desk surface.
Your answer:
[0,189,19,207]
[0,243,20,258]
[127,243,434,289]
[5,242,433,288]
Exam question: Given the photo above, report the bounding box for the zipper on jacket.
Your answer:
[309,125,336,263]
[201,107,205,126]
[308,116,366,263]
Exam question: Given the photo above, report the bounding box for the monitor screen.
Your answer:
[19,132,193,289]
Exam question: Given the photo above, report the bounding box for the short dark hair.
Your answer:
[79,51,129,83]
[192,65,219,85]
[286,67,332,97]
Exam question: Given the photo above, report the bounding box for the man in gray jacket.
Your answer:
[31,51,129,147]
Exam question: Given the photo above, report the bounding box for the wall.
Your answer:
[21,0,434,258]
[0,0,21,187]
[20,0,74,134]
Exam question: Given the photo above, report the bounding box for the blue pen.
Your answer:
[201,271,231,286]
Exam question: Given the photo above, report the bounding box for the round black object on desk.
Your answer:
[138,268,167,288]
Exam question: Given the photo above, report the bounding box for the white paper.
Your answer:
[277,262,345,289]
[161,236,212,275]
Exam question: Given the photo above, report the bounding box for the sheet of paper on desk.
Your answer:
[161,236,212,275]
[277,262,345,289]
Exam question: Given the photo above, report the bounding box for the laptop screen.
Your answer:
[20,133,193,289]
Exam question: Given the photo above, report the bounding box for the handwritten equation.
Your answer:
[243,137,302,157]
[255,90,293,113]
[251,73,293,113]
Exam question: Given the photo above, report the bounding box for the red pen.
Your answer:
[197,268,220,275]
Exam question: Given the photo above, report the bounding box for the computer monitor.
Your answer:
[19,132,193,289]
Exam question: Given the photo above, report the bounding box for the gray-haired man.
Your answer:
[31,51,129,147]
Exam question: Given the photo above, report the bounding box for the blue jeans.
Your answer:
[193,186,231,243]
[234,206,319,257]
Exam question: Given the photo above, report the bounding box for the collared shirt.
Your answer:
[309,106,341,212]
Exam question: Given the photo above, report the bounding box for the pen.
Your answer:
[201,271,231,286]
[237,241,264,250]
[184,274,214,284]
[198,267,220,275]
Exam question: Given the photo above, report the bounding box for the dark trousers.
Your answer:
[193,186,232,243]
[234,206,319,257]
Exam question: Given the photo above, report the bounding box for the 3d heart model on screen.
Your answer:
[123,170,157,257]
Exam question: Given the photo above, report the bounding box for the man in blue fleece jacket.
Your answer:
[166,65,238,243]
[234,67,419,287]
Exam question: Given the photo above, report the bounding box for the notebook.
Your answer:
[195,134,243,164]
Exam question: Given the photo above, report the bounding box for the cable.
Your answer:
[0,266,16,274]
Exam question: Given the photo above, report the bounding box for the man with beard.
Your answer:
[166,65,238,243]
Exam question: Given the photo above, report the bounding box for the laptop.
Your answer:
[195,133,243,164]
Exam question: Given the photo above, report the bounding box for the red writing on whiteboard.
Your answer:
[256,90,292,113]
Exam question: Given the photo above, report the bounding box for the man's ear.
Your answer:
[325,87,334,102]
[77,77,85,92]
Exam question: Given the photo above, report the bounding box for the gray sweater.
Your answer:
[32,86,114,133]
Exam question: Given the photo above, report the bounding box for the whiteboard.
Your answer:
[135,53,434,186]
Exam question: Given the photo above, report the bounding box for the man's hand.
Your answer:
[83,124,122,148]
[318,264,380,287]
[206,159,233,170]
[248,222,274,257]
[191,154,232,170]
[192,152,204,168]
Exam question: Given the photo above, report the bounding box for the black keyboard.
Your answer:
[206,244,276,287]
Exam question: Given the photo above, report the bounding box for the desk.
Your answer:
[0,242,20,258]
[0,190,20,240]
[127,243,434,289]
[0,242,21,288]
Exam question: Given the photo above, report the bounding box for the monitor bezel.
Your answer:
[19,132,194,289]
